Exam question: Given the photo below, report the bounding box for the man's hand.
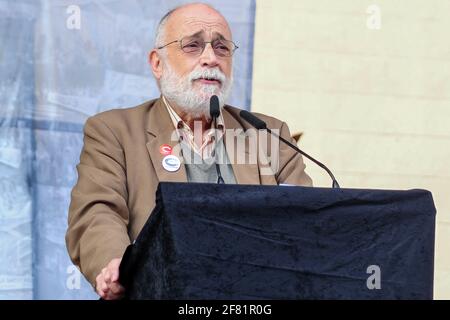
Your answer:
[95,258,125,300]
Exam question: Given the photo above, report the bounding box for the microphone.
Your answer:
[210,95,220,118]
[240,110,340,188]
[210,95,225,184]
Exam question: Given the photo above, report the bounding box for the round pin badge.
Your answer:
[159,144,172,156]
[162,155,181,172]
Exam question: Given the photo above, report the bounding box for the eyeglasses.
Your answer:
[157,36,239,57]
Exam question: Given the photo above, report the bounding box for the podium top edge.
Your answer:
[157,181,433,195]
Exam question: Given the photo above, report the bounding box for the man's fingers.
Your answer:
[104,270,112,284]
[110,259,121,282]
[98,289,107,299]
[104,287,124,300]
[98,272,109,293]
[104,292,121,300]
[109,282,125,295]
[103,283,123,300]
[111,268,120,282]
[95,259,124,299]
[101,281,109,293]
[96,278,106,298]
[101,268,111,284]
[96,273,106,296]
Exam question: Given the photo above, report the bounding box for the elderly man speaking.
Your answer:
[66,2,312,300]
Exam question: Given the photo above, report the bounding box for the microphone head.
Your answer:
[210,95,220,118]
[240,110,267,130]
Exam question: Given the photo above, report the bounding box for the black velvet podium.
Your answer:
[119,182,436,300]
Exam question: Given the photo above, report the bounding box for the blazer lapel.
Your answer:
[222,108,262,185]
[145,98,188,183]
[145,99,275,186]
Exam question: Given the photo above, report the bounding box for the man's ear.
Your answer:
[149,49,163,80]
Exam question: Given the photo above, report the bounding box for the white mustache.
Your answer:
[188,68,227,84]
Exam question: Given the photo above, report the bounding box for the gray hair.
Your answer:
[154,7,177,48]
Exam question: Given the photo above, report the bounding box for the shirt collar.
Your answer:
[162,95,225,132]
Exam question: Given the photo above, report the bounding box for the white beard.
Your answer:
[159,61,233,119]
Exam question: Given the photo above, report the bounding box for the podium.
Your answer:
[119,182,436,299]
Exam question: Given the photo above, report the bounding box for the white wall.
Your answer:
[252,0,450,299]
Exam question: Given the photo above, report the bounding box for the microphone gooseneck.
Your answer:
[240,110,340,188]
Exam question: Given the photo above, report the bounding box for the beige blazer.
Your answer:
[66,97,312,286]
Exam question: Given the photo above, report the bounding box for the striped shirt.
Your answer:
[163,95,225,160]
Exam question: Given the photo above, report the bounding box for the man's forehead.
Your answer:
[166,12,232,40]
[184,29,228,40]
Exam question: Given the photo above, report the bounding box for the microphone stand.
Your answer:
[267,128,340,188]
[240,110,340,188]
[212,116,225,184]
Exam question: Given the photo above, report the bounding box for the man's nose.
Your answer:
[199,43,219,67]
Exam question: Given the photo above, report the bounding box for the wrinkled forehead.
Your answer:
[166,12,232,41]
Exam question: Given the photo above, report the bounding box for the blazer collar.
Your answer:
[145,97,188,183]
[145,97,262,185]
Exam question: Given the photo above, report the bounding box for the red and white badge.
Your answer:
[159,144,172,156]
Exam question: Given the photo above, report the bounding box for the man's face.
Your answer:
[151,5,235,116]
[163,7,233,90]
